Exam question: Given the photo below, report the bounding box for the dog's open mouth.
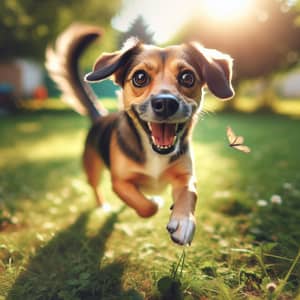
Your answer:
[147,122,184,154]
[129,107,186,155]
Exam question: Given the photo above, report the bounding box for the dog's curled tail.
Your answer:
[45,24,107,122]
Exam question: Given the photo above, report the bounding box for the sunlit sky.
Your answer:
[112,0,254,43]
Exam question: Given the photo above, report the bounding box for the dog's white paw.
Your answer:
[95,202,112,214]
[167,214,195,245]
[149,196,164,208]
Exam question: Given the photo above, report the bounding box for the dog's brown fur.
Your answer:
[46,24,234,245]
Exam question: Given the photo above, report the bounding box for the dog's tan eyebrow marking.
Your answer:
[175,60,193,71]
[143,61,157,71]
[129,60,159,75]
[124,61,155,82]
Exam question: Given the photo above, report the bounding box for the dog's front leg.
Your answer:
[167,176,197,245]
[112,179,158,218]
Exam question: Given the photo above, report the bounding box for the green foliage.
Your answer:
[0,0,121,61]
[118,15,154,47]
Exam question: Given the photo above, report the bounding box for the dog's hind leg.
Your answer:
[83,144,106,207]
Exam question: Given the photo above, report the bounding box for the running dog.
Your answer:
[46,24,234,245]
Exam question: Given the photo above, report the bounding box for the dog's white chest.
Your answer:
[137,131,176,194]
[143,151,170,179]
[139,151,170,195]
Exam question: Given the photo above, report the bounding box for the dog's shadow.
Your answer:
[7,209,143,300]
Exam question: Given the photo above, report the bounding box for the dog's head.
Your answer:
[85,38,234,155]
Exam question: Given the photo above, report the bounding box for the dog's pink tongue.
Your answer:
[151,123,175,146]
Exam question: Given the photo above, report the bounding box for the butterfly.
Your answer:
[226,126,251,153]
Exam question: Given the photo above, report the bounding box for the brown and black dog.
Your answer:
[46,24,234,245]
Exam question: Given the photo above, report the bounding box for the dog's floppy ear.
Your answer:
[188,42,234,100]
[85,37,141,86]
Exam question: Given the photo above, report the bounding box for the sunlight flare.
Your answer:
[202,0,253,21]
[113,0,255,43]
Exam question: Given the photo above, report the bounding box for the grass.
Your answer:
[0,98,300,299]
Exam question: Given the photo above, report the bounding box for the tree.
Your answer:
[0,0,121,61]
[118,15,154,47]
[172,0,300,110]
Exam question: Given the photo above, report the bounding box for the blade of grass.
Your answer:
[255,246,271,279]
[274,248,300,299]
[215,278,232,300]
[172,249,186,279]
[179,249,186,278]
[264,253,294,262]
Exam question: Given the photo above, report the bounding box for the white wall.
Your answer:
[16,59,43,96]
[280,70,300,98]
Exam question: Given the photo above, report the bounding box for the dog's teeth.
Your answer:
[147,122,152,131]
[151,141,174,150]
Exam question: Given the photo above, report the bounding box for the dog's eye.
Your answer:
[178,70,195,88]
[132,70,150,88]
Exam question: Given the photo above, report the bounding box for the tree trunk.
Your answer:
[256,76,277,113]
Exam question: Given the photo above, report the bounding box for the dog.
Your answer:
[46,24,234,245]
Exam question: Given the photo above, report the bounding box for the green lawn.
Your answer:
[0,99,300,299]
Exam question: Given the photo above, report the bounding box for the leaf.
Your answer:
[79,272,90,280]
[157,276,173,293]
[261,242,278,253]
[157,276,182,300]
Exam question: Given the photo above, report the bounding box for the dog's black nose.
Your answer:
[151,94,179,118]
